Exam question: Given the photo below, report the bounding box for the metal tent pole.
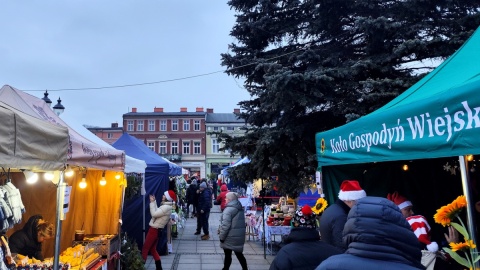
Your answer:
[458,156,478,264]
[53,172,65,270]
[262,179,266,259]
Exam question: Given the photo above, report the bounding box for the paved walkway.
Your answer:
[145,204,275,270]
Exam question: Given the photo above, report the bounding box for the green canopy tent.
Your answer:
[315,26,480,245]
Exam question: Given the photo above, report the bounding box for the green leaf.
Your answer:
[451,222,470,240]
[442,247,470,268]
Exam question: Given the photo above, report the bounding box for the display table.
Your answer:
[238,197,253,208]
[265,225,291,255]
[89,258,107,270]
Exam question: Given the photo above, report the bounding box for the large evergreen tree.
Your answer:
[220,0,480,196]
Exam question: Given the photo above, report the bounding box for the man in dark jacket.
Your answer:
[317,197,425,270]
[197,181,212,240]
[319,180,366,251]
[270,205,342,270]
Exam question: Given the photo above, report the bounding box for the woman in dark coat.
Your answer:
[219,192,248,270]
[317,197,425,270]
[186,180,198,217]
[9,215,54,260]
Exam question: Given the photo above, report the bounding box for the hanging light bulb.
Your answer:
[44,171,55,181]
[115,172,121,180]
[65,165,74,177]
[467,154,474,161]
[402,164,409,171]
[100,171,107,186]
[79,173,87,189]
[24,171,39,184]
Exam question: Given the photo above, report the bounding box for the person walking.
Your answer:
[142,190,176,270]
[219,192,248,270]
[197,181,212,240]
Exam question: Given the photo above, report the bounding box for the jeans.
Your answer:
[201,211,210,235]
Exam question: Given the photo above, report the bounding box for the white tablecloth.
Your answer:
[239,197,253,207]
[265,225,291,244]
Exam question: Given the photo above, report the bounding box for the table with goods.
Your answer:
[264,203,295,255]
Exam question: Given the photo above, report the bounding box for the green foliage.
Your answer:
[125,174,142,201]
[221,0,480,196]
[120,235,145,270]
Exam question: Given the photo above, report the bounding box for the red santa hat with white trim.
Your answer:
[387,191,412,210]
[164,190,177,202]
[338,180,366,201]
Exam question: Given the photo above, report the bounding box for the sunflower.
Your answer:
[434,195,467,227]
[312,198,328,215]
[449,240,476,252]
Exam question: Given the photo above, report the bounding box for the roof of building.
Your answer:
[123,112,206,117]
[206,113,245,123]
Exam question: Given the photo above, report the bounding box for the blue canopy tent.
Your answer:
[160,156,183,176]
[112,133,170,253]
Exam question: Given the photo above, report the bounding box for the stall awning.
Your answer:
[315,26,480,167]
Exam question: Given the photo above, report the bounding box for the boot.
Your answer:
[155,260,163,270]
[201,234,210,240]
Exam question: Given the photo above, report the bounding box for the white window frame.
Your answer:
[183,141,190,154]
[171,142,178,154]
[194,120,200,131]
[159,142,167,154]
[172,120,178,131]
[107,133,113,139]
[160,120,167,131]
[127,120,134,131]
[212,139,219,153]
[137,121,144,131]
[183,120,190,131]
[194,141,201,154]
[147,141,155,151]
[148,120,155,131]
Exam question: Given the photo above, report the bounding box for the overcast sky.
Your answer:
[1,2,250,127]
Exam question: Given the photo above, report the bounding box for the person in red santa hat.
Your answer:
[142,190,177,270]
[319,180,366,251]
[387,191,439,252]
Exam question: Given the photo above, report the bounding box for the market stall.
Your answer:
[112,133,171,254]
[0,85,127,269]
[315,27,480,244]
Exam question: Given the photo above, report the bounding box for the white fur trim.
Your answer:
[164,191,173,202]
[338,190,366,201]
[397,201,412,210]
[427,242,438,252]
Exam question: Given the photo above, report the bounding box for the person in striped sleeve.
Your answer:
[387,191,439,252]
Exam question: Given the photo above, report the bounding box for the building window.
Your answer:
[171,142,178,154]
[107,133,113,139]
[159,142,167,154]
[213,126,219,131]
[226,126,234,131]
[194,120,200,131]
[172,120,178,131]
[147,141,155,151]
[183,141,190,154]
[212,139,219,153]
[137,121,144,131]
[148,120,155,131]
[127,120,134,131]
[160,120,167,131]
[194,141,201,154]
[183,120,190,131]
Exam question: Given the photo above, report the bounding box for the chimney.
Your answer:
[180,107,187,112]
[196,107,204,112]
[132,107,137,113]
[233,108,240,114]
[206,108,214,113]
[111,123,118,128]
[154,107,164,113]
